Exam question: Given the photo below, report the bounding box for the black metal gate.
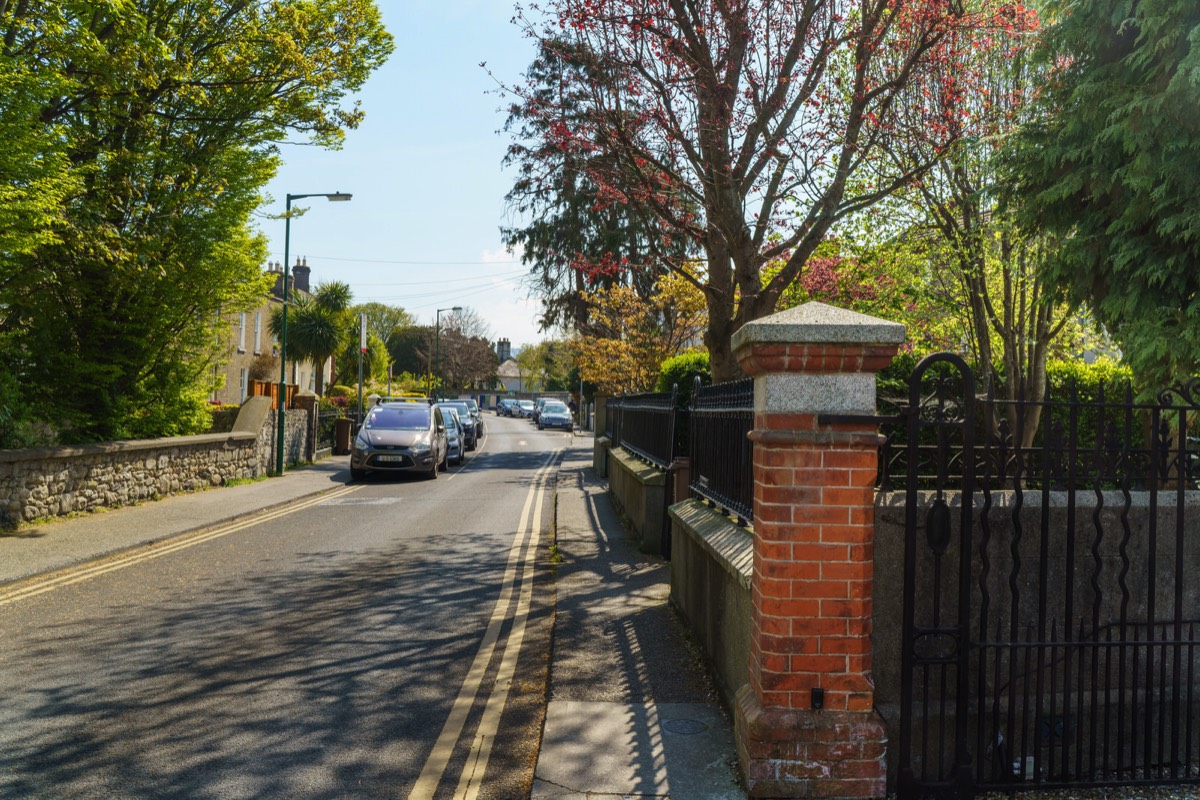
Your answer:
[895,354,1200,798]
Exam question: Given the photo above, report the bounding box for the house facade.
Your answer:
[211,259,330,406]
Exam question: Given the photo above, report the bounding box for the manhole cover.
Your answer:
[662,718,709,736]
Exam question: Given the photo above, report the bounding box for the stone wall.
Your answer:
[0,397,312,527]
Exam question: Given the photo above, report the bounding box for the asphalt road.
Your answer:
[0,413,576,799]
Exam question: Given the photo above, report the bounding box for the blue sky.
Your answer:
[259,2,544,350]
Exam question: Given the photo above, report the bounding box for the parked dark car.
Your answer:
[498,398,518,416]
[530,397,549,423]
[438,400,479,449]
[349,401,448,480]
[464,399,485,435]
[537,400,574,431]
[440,406,465,465]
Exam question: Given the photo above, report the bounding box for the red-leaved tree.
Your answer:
[509,0,1033,380]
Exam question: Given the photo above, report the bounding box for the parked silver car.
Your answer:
[349,401,448,480]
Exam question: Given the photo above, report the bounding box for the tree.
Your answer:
[356,302,416,343]
[270,282,354,398]
[501,38,677,332]
[510,0,1025,381]
[1012,0,1200,387]
[436,308,499,390]
[388,326,432,378]
[575,272,707,394]
[333,331,390,387]
[0,1,392,442]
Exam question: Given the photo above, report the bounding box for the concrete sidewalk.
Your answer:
[534,444,744,798]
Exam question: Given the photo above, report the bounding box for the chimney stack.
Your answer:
[496,338,512,362]
[293,257,311,295]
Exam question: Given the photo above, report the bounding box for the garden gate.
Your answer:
[893,353,1200,798]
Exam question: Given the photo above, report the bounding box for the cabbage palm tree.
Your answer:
[270,282,352,397]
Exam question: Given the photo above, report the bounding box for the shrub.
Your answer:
[656,351,710,407]
[0,372,56,449]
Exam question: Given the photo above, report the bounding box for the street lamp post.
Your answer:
[275,191,352,475]
[434,306,462,401]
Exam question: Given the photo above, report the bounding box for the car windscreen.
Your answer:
[441,403,469,417]
[365,405,430,430]
[543,402,569,413]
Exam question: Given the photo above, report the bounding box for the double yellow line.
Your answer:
[0,485,360,607]
[408,450,561,800]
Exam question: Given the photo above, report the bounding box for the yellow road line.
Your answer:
[0,485,360,607]
[453,451,556,798]
[407,451,559,800]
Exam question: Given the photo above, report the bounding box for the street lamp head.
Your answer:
[452,305,462,311]
[326,192,352,202]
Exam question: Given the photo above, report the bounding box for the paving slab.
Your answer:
[533,700,742,799]
[537,443,745,798]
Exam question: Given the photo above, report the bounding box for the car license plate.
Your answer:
[376,455,408,463]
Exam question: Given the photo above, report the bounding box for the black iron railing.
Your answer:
[890,354,1200,799]
[688,377,754,526]
[607,388,678,469]
[877,373,1200,492]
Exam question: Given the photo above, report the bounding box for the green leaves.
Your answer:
[1014,0,1200,385]
[0,0,392,443]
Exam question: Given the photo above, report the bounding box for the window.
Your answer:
[237,313,247,353]
[253,312,262,354]
[239,368,249,401]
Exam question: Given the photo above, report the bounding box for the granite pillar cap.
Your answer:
[731,301,906,352]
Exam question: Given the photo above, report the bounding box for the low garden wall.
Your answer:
[0,397,312,527]
[668,498,753,710]
[606,446,668,554]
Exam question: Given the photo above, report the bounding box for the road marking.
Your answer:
[0,485,361,607]
[453,449,553,798]
[446,426,487,481]
[407,450,560,800]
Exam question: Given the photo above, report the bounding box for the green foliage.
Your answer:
[1012,0,1200,387]
[387,326,430,376]
[333,331,389,386]
[656,351,710,406]
[1045,358,1135,402]
[0,1,392,443]
[117,379,213,441]
[0,371,55,449]
[270,282,355,397]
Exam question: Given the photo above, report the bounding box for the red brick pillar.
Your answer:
[730,302,904,798]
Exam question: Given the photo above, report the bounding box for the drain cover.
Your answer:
[662,718,709,736]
